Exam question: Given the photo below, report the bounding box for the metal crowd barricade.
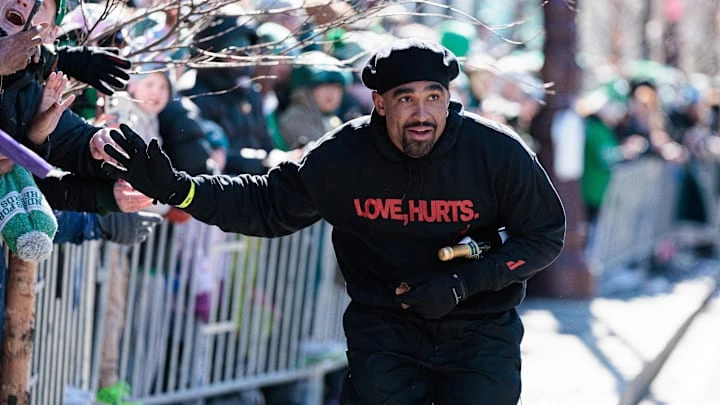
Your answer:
[29,240,102,405]
[102,219,348,404]
[670,158,720,252]
[588,157,682,278]
[16,218,346,404]
[589,158,720,276]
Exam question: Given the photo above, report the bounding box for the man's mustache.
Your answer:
[404,121,436,130]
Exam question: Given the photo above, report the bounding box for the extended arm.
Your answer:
[101,125,321,237]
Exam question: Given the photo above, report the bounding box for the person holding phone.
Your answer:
[0,0,151,212]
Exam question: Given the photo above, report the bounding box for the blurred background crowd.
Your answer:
[5,0,720,404]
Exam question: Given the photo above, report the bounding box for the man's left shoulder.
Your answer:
[312,115,371,148]
[458,111,536,156]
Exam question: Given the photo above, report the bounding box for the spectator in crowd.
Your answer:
[615,80,684,162]
[0,0,138,203]
[0,25,43,75]
[158,97,220,175]
[278,51,351,150]
[44,1,132,119]
[325,28,377,117]
[177,10,274,175]
[103,65,171,146]
[255,21,301,151]
[577,87,640,225]
[463,53,497,115]
[668,86,719,227]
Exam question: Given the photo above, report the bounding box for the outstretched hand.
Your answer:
[114,180,153,212]
[102,124,190,206]
[58,46,132,96]
[27,71,75,145]
[57,46,131,95]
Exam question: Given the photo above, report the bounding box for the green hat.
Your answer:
[437,20,477,58]
[55,0,67,25]
[290,51,351,90]
[0,165,57,262]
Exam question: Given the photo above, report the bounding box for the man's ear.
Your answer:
[371,92,386,116]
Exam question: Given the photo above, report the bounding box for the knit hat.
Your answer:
[290,51,351,90]
[361,38,459,94]
[0,165,57,262]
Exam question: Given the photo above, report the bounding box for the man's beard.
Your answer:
[402,134,436,158]
[402,122,437,158]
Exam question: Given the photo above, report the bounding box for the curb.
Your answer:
[618,275,719,405]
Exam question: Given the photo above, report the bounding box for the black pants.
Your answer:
[340,303,523,405]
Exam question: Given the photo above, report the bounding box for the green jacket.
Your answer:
[582,116,623,209]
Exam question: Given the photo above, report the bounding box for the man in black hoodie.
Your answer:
[102,38,566,405]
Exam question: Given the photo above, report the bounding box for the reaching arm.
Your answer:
[184,162,321,236]
[37,174,117,213]
[101,124,321,237]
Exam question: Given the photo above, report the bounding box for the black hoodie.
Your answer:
[185,102,566,317]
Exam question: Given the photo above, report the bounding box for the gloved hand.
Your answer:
[97,212,163,245]
[102,124,192,206]
[57,46,131,95]
[396,272,468,319]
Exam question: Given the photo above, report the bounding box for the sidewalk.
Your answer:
[517,259,720,405]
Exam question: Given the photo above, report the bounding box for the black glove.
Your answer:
[102,124,192,205]
[396,272,468,319]
[57,46,131,95]
[97,212,163,245]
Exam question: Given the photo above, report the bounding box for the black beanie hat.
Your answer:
[361,38,460,94]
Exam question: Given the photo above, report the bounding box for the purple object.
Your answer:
[0,129,53,178]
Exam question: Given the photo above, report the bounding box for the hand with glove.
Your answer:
[97,212,163,245]
[396,272,468,319]
[57,46,131,95]
[102,124,193,207]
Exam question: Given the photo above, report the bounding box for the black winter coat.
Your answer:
[182,102,566,316]
[180,69,272,175]
[158,98,212,175]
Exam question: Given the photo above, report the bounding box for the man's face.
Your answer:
[372,80,450,158]
[0,0,56,40]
